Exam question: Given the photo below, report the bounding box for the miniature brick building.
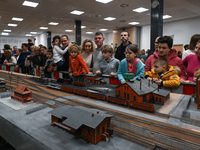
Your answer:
[195,76,200,110]
[11,85,33,103]
[0,78,6,92]
[49,105,113,144]
[86,74,99,84]
[116,78,170,104]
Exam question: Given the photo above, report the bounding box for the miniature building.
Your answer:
[0,79,6,92]
[116,78,170,104]
[124,72,134,82]
[49,105,113,144]
[86,74,99,84]
[195,76,200,109]
[11,85,33,103]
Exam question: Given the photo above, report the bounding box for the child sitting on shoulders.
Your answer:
[193,68,200,82]
[96,45,120,76]
[117,44,145,84]
[68,44,92,82]
[52,35,71,70]
[3,50,17,66]
[145,58,180,88]
[44,50,57,78]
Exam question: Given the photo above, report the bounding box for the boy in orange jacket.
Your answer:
[68,44,92,82]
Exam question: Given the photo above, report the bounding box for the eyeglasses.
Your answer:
[60,40,68,43]
[155,42,158,44]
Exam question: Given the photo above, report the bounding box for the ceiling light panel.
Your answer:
[49,22,59,25]
[8,23,17,27]
[40,27,48,30]
[22,1,39,7]
[133,7,148,13]
[12,17,23,21]
[2,32,9,35]
[129,22,140,25]
[99,29,108,31]
[65,30,73,32]
[4,30,11,32]
[86,32,93,34]
[30,32,37,34]
[163,15,172,19]
[96,0,113,4]
[81,26,86,29]
[104,17,116,21]
[70,10,84,15]
[26,34,32,36]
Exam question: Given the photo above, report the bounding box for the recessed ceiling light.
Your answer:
[99,29,108,31]
[129,22,140,25]
[22,1,39,8]
[26,34,32,36]
[96,0,113,4]
[120,4,129,7]
[113,30,118,33]
[65,30,73,32]
[81,26,86,29]
[70,10,84,15]
[1,32,9,35]
[3,30,11,32]
[30,32,37,34]
[39,27,48,30]
[86,32,93,34]
[8,23,17,27]
[133,7,148,13]
[104,17,116,21]
[163,15,172,19]
[12,17,23,21]
[49,22,59,25]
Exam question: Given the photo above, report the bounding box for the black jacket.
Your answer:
[115,41,132,61]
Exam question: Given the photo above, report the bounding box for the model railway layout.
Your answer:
[1,70,200,150]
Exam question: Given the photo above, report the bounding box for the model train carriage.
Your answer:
[61,86,74,93]
[88,92,107,101]
[73,81,86,87]
[129,101,155,112]
[74,89,89,96]
[107,96,128,106]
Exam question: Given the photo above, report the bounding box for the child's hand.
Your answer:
[147,77,158,82]
[88,72,93,74]
[53,66,57,71]
[122,81,126,84]
[183,80,190,84]
[155,79,162,85]
[96,70,101,74]
[69,73,73,77]
[110,72,116,76]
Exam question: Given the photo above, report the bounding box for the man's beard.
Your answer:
[121,39,128,43]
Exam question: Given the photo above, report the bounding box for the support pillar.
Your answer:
[47,31,51,49]
[150,0,163,55]
[75,20,81,45]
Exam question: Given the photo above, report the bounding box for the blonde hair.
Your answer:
[68,44,80,54]
[4,50,12,58]
[81,39,95,52]
[101,45,114,53]
[140,49,145,55]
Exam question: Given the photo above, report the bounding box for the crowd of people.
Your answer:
[0,32,200,88]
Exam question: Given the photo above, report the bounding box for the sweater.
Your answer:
[145,65,180,88]
[115,41,132,61]
[17,51,31,67]
[53,45,68,63]
[183,54,200,82]
[145,48,187,80]
[117,58,145,83]
[80,52,93,72]
[69,55,90,76]
[93,48,103,73]
[4,56,17,66]
[98,57,120,75]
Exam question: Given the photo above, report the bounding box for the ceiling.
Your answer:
[0,0,200,37]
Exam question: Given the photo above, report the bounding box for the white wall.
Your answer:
[104,32,113,47]
[140,16,200,51]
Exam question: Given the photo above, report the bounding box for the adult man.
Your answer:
[12,46,18,55]
[145,36,187,80]
[93,32,105,73]
[32,46,45,71]
[60,35,71,71]
[115,31,132,61]
[14,43,31,74]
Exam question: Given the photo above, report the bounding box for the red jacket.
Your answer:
[69,55,89,76]
[145,49,187,80]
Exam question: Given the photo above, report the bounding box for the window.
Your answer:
[143,95,146,102]
[88,128,90,134]
[159,98,161,102]
[107,123,109,128]
[156,97,158,102]
[124,93,126,99]
[134,96,136,101]
[98,129,99,135]
[125,86,126,90]
[102,127,105,133]
[127,93,129,100]
[118,91,120,96]
[127,87,128,90]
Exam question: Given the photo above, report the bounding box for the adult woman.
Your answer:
[80,39,95,72]
[183,40,200,82]
[182,34,200,59]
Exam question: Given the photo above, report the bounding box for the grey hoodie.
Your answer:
[98,57,120,75]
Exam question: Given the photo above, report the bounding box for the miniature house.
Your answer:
[116,78,170,105]
[124,72,134,82]
[86,74,99,84]
[11,85,33,103]
[49,105,113,144]
[0,79,6,92]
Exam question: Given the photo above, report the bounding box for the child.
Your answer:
[193,68,200,82]
[96,45,120,76]
[44,50,57,78]
[117,44,145,83]
[3,50,17,66]
[145,58,181,88]
[52,35,71,70]
[68,44,92,82]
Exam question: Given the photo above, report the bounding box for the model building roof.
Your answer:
[49,105,113,130]
[14,85,31,94]
[153,89,170,97]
